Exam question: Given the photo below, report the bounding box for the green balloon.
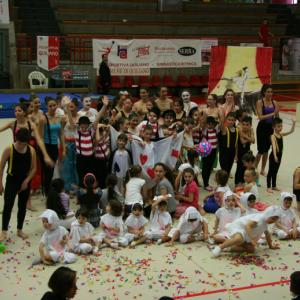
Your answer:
[0,242,6,253]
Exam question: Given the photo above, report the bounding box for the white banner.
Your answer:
[200,38,218,65]
[0,0,9,24]
[93,39,202,75]
[279,38,300,75]
[37,36,60,71]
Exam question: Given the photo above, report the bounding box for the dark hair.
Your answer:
[83,173,96,199]
[15,128,31,143]
[143,124,153,133]
[242,151,255,163]
[48,267,76,298]
[29,94,39,101]
[206,116,217,125]
[272,117,282,127]
[188,107,198,118]
[235,109,245,121]
[242,115,252,125]
[124,165,142,186]
[260,84,273,97]
[108,199,123,217]
[173,98,184,109]
[154,162,174,183]
[222,89,235,104]
[182,167,195,177]
[140,86,150,94]
[149,106,160,118]
[208,94,218,104]
[158,200,168,208]
[46,179,67,219]
[81,94,91,102]
[78,116,91,125]
[71,98,79,107]
[226,112,236,120]
[290,271,300,295]
[215,169,229,186]
[76,207,89,219]
[117,133,128,143]
[132,203,143,212]
[105,174,118,200]
[128,112,138,121]
[184,117,195,126]
[162,109,176,120]
[247,194,256,202]
[45,97,57,105]
[187,149,198,167]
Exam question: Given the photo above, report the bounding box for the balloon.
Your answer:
[197,140,212,157]
[0,243,6,254]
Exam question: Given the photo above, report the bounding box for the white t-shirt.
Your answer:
[149,209,172,231]
[78,108,98,123]
[100,213,124,238]
[215,207,241,233]
[277,206,295,230]
[70,220,94,247]
[41,226,68,252]
[125,214,148,230]
[125,177,146,205]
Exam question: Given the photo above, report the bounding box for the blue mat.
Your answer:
[0,93,114,118]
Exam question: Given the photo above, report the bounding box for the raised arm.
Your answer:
[281,117,296,137]
[93,96,109,129]
[0,121,13,133]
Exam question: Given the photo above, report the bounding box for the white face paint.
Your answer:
[181,91,190,103]
[83,97,91,109]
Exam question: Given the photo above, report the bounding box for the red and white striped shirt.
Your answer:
[203,128,218,149]
[75,130,94,156]
[95,136,110,160]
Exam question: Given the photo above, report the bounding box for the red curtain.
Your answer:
[208,46,227,93]
[256,47,273,85]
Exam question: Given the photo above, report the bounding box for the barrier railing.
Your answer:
[16,34,282,65]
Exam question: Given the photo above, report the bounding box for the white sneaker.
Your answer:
[156,239,162,245]
[110,242,119,249]
[212,246,221,257]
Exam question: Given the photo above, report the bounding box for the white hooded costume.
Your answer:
[40,209,77,264]
[70,220,95,254]
[274,192,299,239]
[215,191,242,237]
[124,213,148,243]
[240,193,258,215]
[168,207,207,243]
[226,205,281,243]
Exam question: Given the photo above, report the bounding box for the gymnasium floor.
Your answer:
[0,111,299,300]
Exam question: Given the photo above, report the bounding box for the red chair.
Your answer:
[177,74,190,87]
[162,75,176,88]
[124,76,135,88]
[151,75,162,87]
[138,76,151,87]
[189,75,202,87]
[111,76,123,89]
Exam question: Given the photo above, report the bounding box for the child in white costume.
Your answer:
[38,209,77,265]
[212,191,244,244]
[274,192,300,240]
[124,203,148,248]
[240,193,258,215]
[70,209,95,254]
[212,206,281,257]
[145,198,172,243]
[166,207,208,246]
[95,200,128,249]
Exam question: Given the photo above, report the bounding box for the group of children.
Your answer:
[0,84,299,266]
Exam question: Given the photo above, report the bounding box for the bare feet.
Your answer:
[267,188,273,193]
[17,230,28,240]
[0,231,7,242]
[272,187,281,192]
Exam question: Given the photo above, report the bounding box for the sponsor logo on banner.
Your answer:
[135,46,150,58]
[117,45,128,59]
[178,47,196,56]
[37,36,60,71]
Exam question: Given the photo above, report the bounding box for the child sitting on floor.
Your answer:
[70,208,96,255]
[38,209,77,265]
[95,200,127,249]
[203,170,231,213]
[145,197,172,245]
[273,192,300,240]
[124,203,148,248]
[240,193,258,215]
[165,207,208,246]
[211,191,244,244]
